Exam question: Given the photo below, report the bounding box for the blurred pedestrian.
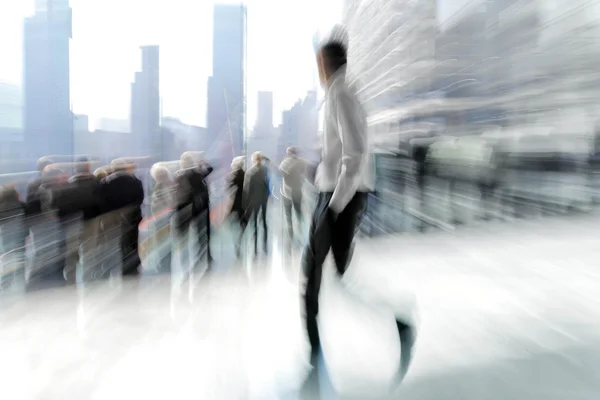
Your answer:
[150,165,175,216]
[99,159,145,276]
[228,156,247,257]
[279,146,307,246]
[303,36,373,371]
[243,151,269,256]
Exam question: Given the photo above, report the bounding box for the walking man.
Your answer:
[243,152,269,256]
[303,35,373,364]
[279,146,306,248]
[301,33,416,398]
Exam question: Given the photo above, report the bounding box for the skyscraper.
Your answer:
[130,46,161,158]
[23,0,73,158]
[256,91,273,131]
[207,3,247,159]
[0,83,23,130]
[35,0,70,12]
[278,91,319,161]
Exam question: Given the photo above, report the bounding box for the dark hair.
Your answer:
[321,41,347,74]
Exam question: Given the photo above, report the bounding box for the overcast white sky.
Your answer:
[0,0,342,128]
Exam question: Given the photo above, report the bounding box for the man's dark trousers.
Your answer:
[283,191,302,242]
[302,191,367,360]
[249,200,268,254]
[195,206,211,263]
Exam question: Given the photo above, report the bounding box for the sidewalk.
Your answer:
[1,213,599,399]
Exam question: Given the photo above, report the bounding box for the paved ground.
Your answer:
[1,213,600,399]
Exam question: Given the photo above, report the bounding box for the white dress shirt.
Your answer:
[315,66,375,214]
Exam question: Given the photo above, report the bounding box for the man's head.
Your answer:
[286,146,298,157]
[111,158,134,174]
[231,156,245,171]
[252,151,263,166]
[0,185,19,203]
[180,152,196,170]
[151,165,172,184]
[74,156,91,175]
[317,40,347,88]
[37,157,54,174]
[94,168,109,180]
[43,166,67,184]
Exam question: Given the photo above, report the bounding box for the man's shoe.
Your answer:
[396,320,417,382]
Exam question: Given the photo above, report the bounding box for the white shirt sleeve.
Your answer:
[279,158,289,175]
[329,90,367,214]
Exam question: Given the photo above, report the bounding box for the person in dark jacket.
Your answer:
[228,157,246,222]
[99,159,145,276]
[196,153,213,262]
[243,151,269,256]
[66,158,101,220]
[32,167,70,284]
[227,156,246,257]
[0,185,26,287]
[25,157,54,218]
[59,158,101,280]
[0,185,26,251]
[174,152,213,265]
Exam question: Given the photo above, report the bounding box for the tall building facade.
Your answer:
[130,46,161,158]
[0,83,24,162]
[207,3,247,160]
[97,118,130,133]
[247,91,275,159]
[278,91,319,162]
[255,91,273,132]
[23,0,73,158]
[0,83,22,130]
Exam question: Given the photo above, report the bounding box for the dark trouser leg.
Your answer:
[195,209,211,264]
[292,193,303,244]
[293,194,303,224]
[331,193,368,275]
[178,223,190,274]
[205,206,212,261]
[252,208,259,255]
[283,197,293,243]
[236,209,246,257]
[122,223,141,276]
[261,201,268,253]
[302,193,334,361]
[64,219,81,283]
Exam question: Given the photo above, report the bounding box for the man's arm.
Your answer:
[201,163,213,179]
[329,91,367,215]
[242,168,253,206]
[279,159,290,178]
[132,177,145,207]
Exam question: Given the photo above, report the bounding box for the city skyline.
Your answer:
[0,0,342,130]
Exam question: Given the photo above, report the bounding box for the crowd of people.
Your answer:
[0,147,312,289]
